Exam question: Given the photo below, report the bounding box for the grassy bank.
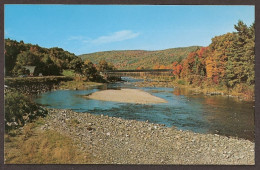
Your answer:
[134,75,254,101]
[59,80,103,90]
[171,79,255,101]
[4,117,91,164]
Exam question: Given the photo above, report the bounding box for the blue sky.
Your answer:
[5,5,254,55]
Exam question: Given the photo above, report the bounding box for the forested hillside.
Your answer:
[4,39,83,76]
[79,46,200,69]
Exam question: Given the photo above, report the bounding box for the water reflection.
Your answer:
[172,87,254,141]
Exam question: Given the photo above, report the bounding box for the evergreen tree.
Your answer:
[226,21,255,87]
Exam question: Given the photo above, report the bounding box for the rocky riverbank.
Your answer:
[43,108,254,164]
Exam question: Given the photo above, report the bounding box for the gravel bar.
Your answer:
[43,108,254,164]
[86,88,167,104]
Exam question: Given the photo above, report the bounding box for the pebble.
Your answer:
[44,108,255,164]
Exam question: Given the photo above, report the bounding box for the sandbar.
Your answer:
[86,88,167,104]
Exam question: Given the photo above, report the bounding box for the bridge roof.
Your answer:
[104,69,173,73]
[23,66,36,74]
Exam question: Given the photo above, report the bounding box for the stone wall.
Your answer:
[4,76,73,95]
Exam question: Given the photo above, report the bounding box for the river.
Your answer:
[34,77,255,141]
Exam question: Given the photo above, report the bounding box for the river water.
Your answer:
[34,77,255,141]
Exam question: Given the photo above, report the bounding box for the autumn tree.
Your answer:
[205,56,215,79]
[207,33,235,85]
[38,54,61,75]
[69,58,84,73]
[12,65,30,76]
[82,60,98,80]
[97,59,115,72]
[5,39,23,76]
[172,62,182,78]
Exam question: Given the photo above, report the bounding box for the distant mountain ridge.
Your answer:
[79,46,201,69]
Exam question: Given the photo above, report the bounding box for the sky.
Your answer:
[5,5,255,55]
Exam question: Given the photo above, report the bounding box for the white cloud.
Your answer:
[68,35,91,44]
[92,30,140,44]
[68,30,140,45]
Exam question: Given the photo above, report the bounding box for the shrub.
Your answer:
[177,79,186,85]
[4,90,48,131]
[62,69,75,77]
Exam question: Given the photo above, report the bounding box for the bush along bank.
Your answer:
[3,75,105,132]
[4,75,107,132]
[4,89,48,132]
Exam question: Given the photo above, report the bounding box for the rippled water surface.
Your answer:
[34,77,255,141]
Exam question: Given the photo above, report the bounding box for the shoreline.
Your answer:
[41,108,254,164]
[134,79,255,102]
